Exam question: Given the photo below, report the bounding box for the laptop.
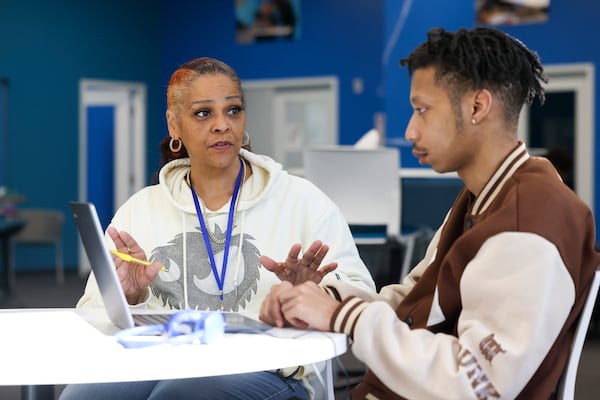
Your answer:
[69,201,270,333]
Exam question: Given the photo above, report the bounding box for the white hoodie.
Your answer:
[77,149,376,317]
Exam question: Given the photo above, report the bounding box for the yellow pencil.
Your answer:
[110,250,166,272]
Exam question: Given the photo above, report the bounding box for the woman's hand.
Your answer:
[259,240,338,285]
[107,226,162,305]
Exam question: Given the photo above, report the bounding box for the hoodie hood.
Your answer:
[157,149,287,216]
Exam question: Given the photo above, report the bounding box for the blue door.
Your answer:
[86,105,115,231]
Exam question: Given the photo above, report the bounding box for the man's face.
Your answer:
[404,66,475,174]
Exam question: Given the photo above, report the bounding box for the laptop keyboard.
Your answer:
[133,313,171,326]
[132,311,271,333]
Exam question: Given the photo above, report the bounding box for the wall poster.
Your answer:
[235,0,301,43]
[476,0,550,25]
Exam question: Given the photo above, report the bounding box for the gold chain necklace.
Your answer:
[188,159,246,245]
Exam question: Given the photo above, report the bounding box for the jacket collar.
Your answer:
[471,142,529,215]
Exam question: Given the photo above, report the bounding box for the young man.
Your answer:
[260,27,600,399]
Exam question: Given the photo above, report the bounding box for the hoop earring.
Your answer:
[242,131,250,147]
[169,137,182,153]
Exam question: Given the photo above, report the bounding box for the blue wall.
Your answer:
[1,0,599,270]
[0,0,163,270]
[382,0,600,236]
[160,0,385,146]
[1,0,384,270]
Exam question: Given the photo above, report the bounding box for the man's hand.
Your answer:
[260,281,339,331]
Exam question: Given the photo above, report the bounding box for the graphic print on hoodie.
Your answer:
[148,227,260,311]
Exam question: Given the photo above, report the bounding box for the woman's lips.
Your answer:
[211,141,232,149]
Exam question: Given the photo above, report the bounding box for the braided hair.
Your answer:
[400,27,547,127]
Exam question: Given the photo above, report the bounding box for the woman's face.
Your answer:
[167,73,246,171]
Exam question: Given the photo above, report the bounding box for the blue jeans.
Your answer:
[59,371,309,400]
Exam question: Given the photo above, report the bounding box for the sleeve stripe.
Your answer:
[332,296,369,338]
[324,285,342,301]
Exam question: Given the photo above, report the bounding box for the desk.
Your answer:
[0,219,25,297]
[0,308,347,399]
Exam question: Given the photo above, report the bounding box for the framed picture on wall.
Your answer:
[235,0,301,44]
[476,0,550,25]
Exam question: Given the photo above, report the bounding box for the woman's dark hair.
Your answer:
[400,27,547,127]
[151,57,250,184]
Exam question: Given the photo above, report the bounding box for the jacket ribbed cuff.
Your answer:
[330,296,368,339]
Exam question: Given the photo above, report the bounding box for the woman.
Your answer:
[61,57,375,400]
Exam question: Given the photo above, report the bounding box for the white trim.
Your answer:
[242,76,338,90]
[399,169,458,179]
[291,167,458,179]
[78,79,147,275]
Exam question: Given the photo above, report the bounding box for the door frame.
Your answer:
[78,79,147,274]
[518,63,595,208]
[242,76,338,172]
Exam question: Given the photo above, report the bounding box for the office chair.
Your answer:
[10,209,66,285]
[556,267,600,400]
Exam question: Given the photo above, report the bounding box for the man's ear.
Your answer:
[471,89,493,124]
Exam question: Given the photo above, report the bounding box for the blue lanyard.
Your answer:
[190,158,244,301]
